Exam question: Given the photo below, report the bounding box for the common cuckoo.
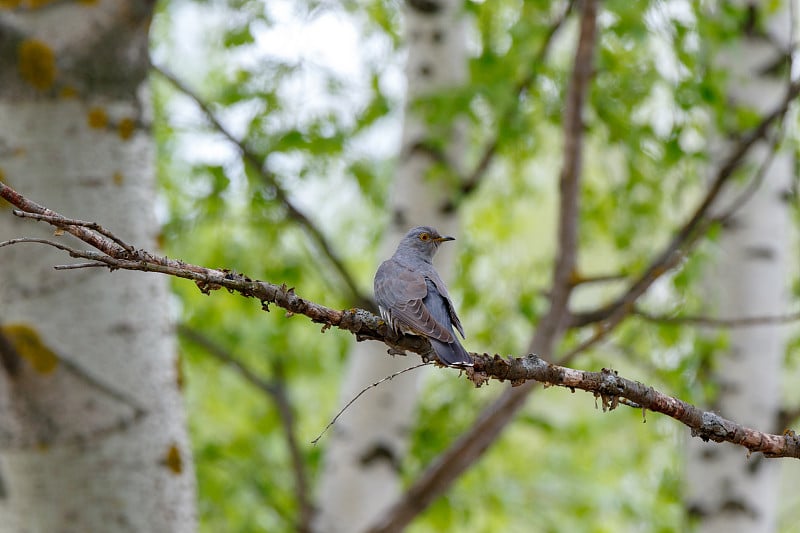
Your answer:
[374,226,473,367]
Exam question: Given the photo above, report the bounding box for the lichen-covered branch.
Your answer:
[468,354,800,458]
[1,181,799,460]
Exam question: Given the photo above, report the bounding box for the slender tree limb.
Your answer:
[12,210,135,252]
[634,308,800,328]
[571,272,627,286]
[442,0,576,211]
[2,183,800,463]
[0,186,129,257]
[0,237,91,257]
[54,262,108,270]
[150,65,373,310]
[367,3,600,530]
[176,325,314,533]
[711,124,783,225]
[569,79,800,328]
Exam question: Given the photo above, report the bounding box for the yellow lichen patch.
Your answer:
[163,444,183,474]
[0,0,20,8]
[59,85,78,99]
[87,106,108,129]
[117,118,136,140]
[112,171,124,185]
[0,323,60,374]
[18,39,56,91]
[78,0,98,4]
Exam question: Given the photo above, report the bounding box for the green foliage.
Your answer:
[152,0,799,531]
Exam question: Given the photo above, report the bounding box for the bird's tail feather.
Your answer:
[430,338,473,367]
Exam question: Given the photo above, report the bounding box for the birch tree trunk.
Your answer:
[313,1,467,531]
[685,3,793,531]
[0,4,196,532]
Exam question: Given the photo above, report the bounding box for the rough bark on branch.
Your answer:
[3,154,798,462]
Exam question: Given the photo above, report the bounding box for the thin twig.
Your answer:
[1,187,129,257]
[54,262,108,270]
[311,362,431,445]
[712,123,783,225]
[635,308,800,328]
[571,272,627,286]
[177,324,315,532]
[0,237,89,256]
[12,210,135,252]
[150,64,372,310]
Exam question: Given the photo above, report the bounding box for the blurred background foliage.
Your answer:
[149,0,799,531]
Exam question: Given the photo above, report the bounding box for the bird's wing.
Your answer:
[421,278,462,341]
[426,271,466,339]
[374,260,454,342]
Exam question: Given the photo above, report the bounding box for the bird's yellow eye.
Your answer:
[419,233,430,241]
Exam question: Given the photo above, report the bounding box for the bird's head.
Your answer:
[399,226,455,262]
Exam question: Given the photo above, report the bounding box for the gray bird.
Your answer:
[374,226,473,367]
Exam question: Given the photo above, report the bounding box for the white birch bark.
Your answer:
[0,3,196,532]
[685,4,793,531]
[313,1,467,531]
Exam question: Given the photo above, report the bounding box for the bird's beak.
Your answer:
[434,235,455,243]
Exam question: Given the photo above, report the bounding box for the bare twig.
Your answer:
[0,187,129,257]
[311,362,431,445]
[634,308,800,328]
[54,262,108,270]
[151,64,373,310]
[3,183,800,461]
[571,272,627,286]
[711,124,783,225]
[368,3,600,530]
[12,210,135,252]
[177,325,315,533]
[0,237,85,255]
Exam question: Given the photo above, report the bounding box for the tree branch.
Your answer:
[150,65,373,310]
[177,325,314,533]
[634,308,800,328]
[2,183,800,463]
[569,79,800,328]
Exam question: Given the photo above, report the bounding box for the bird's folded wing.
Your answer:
[426,272,466,339]
[375,262,454,342]
[393,297,455,342]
